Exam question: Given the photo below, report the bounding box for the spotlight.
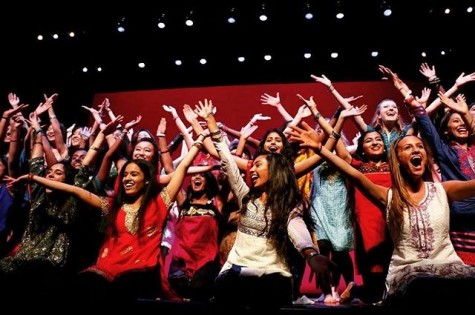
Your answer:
[117,17,126,33]
[304,2,314,20]
[227,7,236,24]
[259,3,268,22]
[381,0,392,16]
[157,13,166,29]
[185,10,194,27]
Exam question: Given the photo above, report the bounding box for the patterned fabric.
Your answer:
[0,157,94,272]
[384,182,475,296]
[310,162,353,251]
[212,135,317,278]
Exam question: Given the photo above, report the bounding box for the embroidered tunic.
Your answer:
[212,134,317,278]
[385,182,475,296]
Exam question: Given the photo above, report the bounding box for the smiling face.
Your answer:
[122,162,146,198]
[70,149,87,169]
[263,131,284,153]
[46,125,55,142]
[133,141,156,163]
[377,100,399,124]
[70,128,82,147]
[362,131,385,161]
[250,155,269,189]
[395,136,428,179]
[445,112,468,141]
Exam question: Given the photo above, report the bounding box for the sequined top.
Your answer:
[0,157,95,273]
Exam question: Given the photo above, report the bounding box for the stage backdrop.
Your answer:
[93,80,421,157]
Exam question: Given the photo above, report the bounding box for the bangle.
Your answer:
[28,173,34,181]
[314,143,322,153]
[313,111,321,121]
[49,115,57,120]
[306,251,320,262]
[197,133,209,139]
[160,150,170,154]
[33,141,42,145]
[328,85,335,92]
[405,95,416,104]
[331,130,341,140]
[90,145,99,151]
[1,116,8,120]
[173,116,179,120]
[157,133,166,137]
[9,139,19,142]
[404,90,413,100]
[33,129,44,138]
[192,141,203,149]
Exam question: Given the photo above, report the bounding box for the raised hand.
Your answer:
[97,98,110,117]
[156,118,167,136]
[310,74,332,88]
[415,87,431,107]
[345,95,363,103]
[102,115,124,135]
[8,92,20,108]
[340,104,368,118]
[455,72,475,88]
[287,122,321,148]
[296,104,312,118]
[3,104,29,121]
[194,99,214,119]
[162,104,178,118]
[182,104,198,123]
[124,115,142,130]
[296,94,318,112]
[438,92,468,114]
[260,92,281,107]
[250,113,271,124]
[419,62,436,79]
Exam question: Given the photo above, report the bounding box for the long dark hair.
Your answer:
[256,128,295,163]
[110,159,159,236]
[184,171,219,202]
[242,153,311,264]
[130,138,160,170]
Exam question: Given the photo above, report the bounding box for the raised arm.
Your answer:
[311,74,368,132]
[288,122,388,209]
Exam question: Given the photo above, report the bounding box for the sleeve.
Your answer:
[287,207,319,255]
[28,157,46,202]
[211,131,249,208]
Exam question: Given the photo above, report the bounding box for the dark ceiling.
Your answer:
[0,0,474,123]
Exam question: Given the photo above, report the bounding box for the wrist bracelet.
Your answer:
[328,85,335,92]
[157,133,166,137]
[331,130,341,140]
[1,116,8,120]
[49,115,57,120]
[160,150,170,154]
[313,112,321,121]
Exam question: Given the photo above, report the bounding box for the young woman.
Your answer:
[195,100,334,309]
[8,133,207,306]
[289,123,475,306]
[167,170,224,301]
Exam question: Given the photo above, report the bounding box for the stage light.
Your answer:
[259,3,268,22]
[117,17,126,33]
[185,10,194,27]
[227,7,236,24]
[157,13,166,29]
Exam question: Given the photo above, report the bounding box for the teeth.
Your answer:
[251,174,258,180]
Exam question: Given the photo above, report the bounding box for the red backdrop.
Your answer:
[93,80,420,155]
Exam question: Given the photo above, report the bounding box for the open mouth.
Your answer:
[193,180,202,186]
[410,155,422,167]
[268,146,278,152]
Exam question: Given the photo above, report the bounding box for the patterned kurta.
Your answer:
[310,162,353,251]
[384,182,475,297]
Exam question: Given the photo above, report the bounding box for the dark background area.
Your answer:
[0,1,474,125]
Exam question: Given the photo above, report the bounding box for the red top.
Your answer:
[85,191,171,281]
